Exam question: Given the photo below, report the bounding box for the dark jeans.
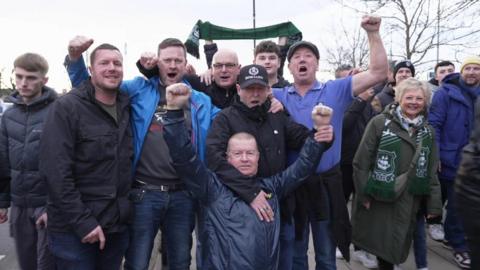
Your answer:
[10,205,55,270]
[441,179,468,252]
[413,210,427,269]
[48,230,129,270]
[124,188,196,270]
[340,163,354,202]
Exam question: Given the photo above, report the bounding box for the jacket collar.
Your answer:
[7,86,57,107]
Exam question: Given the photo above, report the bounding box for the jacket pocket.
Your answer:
[77,127,117,162]
[439,142,459,168]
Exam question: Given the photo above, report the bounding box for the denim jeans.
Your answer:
[413,211,427,269]
[123,188,196,270]
[278,218,296,270]
[293,192,337,270]
[48,230,129,270]
[441,179,468,252]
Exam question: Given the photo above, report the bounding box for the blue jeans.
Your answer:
[441,179,468,252]
[48,230,129,270]
[413,211,427,269]
[279,218,296,270]
[124,188,196,270]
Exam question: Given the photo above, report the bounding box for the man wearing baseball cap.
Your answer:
[273,15,388,270]
[206,64,328,243]
[162,82,333,269]
[428,55,480,269]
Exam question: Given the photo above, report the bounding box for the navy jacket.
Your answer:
[429,73,479,181]
[163,110,329,270]
[0,87,57,208]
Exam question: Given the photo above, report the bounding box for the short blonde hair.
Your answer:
[395,77,432,108]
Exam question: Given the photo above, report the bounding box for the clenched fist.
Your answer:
[68,35,94,61]
[361,15,382,33]
[166,83,191,110]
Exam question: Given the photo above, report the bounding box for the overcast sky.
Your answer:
[7,0,475,91]
[1,0,373,90]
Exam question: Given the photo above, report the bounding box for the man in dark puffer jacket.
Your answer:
[163,83,333,269]
[0,53,56,270]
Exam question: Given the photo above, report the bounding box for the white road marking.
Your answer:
[0,255,5,261]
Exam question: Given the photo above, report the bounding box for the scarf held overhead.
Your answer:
[185,20,302,58]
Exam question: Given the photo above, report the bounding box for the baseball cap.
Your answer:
[238,64,269,89]
[287,41,320,62]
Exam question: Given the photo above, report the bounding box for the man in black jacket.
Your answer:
[162,83,333,270]
[39,44,133,269]
[206,64,312,222]
[0,53,56,270]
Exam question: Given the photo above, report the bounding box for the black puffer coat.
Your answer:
[0,87,57,208]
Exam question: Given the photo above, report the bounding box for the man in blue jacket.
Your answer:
[66,36,219,270]
[162,82,333,270]
[428,56,480,269]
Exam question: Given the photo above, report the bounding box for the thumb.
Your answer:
[99,230,106,250]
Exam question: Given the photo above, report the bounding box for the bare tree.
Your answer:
[335,0,480,67]
[325,24,370,69]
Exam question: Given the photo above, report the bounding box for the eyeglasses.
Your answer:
[212,63,237,69]
[227,150,259,159]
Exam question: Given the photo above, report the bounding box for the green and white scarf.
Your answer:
[364,111,433,201]
[185,20,302,58]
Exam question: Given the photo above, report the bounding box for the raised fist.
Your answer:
[311,103,333,129]
[139,52,158,70]
[166,83,191,110]
[68,36,94,61]
[361,15,381,33]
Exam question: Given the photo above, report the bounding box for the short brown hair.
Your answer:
[90,43,121,65]
[14,53,49,75]
[157,38,187,58]
[254,40,281,58]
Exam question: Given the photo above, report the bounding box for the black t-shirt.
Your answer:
[135,104,192,186]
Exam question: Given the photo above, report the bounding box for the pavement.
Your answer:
[0,219,462,270]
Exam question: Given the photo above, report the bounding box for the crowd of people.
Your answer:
[0,14,479,270]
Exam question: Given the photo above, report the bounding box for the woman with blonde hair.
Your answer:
[352,78,442,269]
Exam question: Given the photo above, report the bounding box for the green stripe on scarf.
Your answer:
[185,20,302,58]
[364,120,433,201]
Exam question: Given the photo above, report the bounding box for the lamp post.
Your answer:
[253,0,256,49]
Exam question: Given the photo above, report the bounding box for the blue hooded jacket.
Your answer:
[429,72,480,181]
[66,56,220,168]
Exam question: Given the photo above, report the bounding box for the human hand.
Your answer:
[35,212,48,229]
[363,200,371,210]
[426,214,439,219]
[186,64,197,76]
[81,225,105,250]
[313,125,333,143]
[68,36,94,61]
[166,83,191,110]
[311,103,333,129]
[139,52,158,70]
[269,97,284,113]
[357,88,375,101]
[0,208,8,224]
[199,69,213,86]
[250,190,274,222]
[361,15,382,33]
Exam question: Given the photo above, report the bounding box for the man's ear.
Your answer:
[236,84,241,94]
[88,66,93,75]
[43,76,49,85]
